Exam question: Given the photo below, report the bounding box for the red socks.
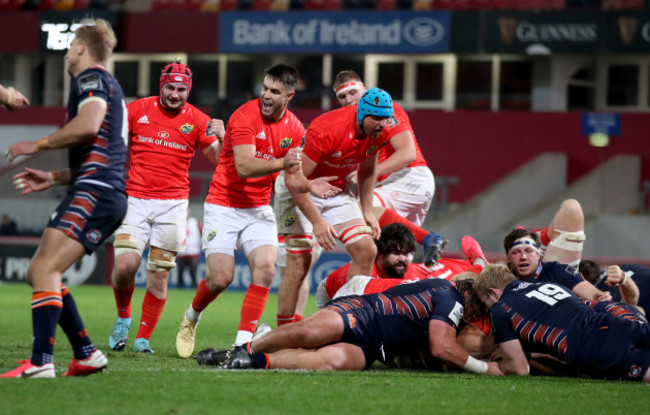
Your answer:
[135,290,166,340]
[239,284,270,334]
[378,209,429,243]
[276,314,303,326]
[538,227,551,246]
[191,279,219,313]
[112,285,135,318]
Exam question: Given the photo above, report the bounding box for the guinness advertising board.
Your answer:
[483,11,604,54]
[605,11,650,52]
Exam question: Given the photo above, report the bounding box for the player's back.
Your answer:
[67,65,127,190]
[377,103,427,175]
[496,280,648,373]
[303,105,391,189]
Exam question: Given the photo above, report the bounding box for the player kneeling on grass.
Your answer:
[196,278,501,375]
[474,264,650,382]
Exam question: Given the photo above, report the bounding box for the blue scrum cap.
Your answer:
[356,87,393,129]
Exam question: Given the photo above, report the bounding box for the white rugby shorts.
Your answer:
[116,197,188,252]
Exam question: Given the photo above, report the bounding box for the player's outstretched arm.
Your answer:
[5,100,106,162]
[0,84,30,111]
[12,167,70,195]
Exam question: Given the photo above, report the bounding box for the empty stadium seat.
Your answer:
[269,0,290,10]
[303,0,325,9]
[73,0,90,8]
[603,0,644,9]
[0,0,25,10]
[53,0,75,9]
[220,0,238,10]
[376,0,397,9]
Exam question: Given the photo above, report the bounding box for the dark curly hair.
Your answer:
[375,223,416,256]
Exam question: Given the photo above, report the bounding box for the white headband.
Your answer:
[508,237,539,254]
[334,81,364,97]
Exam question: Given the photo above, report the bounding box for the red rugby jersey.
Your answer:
[303,106,392,190]
[207,99,304,208]
[377,103,428,183]
[126,96,216,199]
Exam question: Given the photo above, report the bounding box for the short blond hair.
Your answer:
[74,18,116,63]
[474,264,516,298]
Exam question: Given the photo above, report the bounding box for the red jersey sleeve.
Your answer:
[325,263,350,299]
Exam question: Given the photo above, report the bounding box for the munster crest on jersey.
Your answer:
[280,137,293,149]
[180,123,194,134]
[284,216,296,227]
[207,230,217,241]
[365,145,377,155]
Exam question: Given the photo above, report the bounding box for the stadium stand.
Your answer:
[5,0,647,10]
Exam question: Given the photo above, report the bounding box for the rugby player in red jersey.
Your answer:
[108,61,224,354]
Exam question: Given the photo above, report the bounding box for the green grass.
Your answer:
[0,283,648,415]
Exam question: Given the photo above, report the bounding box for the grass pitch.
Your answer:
[0,283,647,415]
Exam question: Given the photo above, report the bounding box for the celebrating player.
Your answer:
[175,64,339,358]
[108,61,223,354]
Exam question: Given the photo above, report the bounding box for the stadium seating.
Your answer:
[0,0,25,10]
[2,0,648,12]
[603,0,644,9]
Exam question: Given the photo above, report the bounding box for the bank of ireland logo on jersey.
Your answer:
[403,17,445,47]
[180,123,194,134]
[279,137,292,149]
[207,230,218,242]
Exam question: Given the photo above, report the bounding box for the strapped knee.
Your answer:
[549,230,586,252]
[114,234,146,257]
[147,247,177,271]
[339,225,373,246]
[285,234,315,254]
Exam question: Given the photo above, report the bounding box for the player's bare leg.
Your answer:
[343,236,377,281]
[277,251,311,325]
[252,308,345,353]
[133,247,175,353]
[109,235,142,351]
[267,343,366,370]
[543,198,585,266]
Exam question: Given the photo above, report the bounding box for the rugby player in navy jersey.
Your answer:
[475,264,650,382]
[504,228,610,301]
[197,278,501,375]
[580,260,647,312]
[2,19,128,378]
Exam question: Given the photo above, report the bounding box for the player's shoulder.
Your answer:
[229,99,261,124]
[282,109,306,131]
[417,277,456,292]
[315,105,353,124]
[543,261,580,276]
[181,101,208,117]
[391,102,409,119]
[75,66,111,93]
[128,96,156,110]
